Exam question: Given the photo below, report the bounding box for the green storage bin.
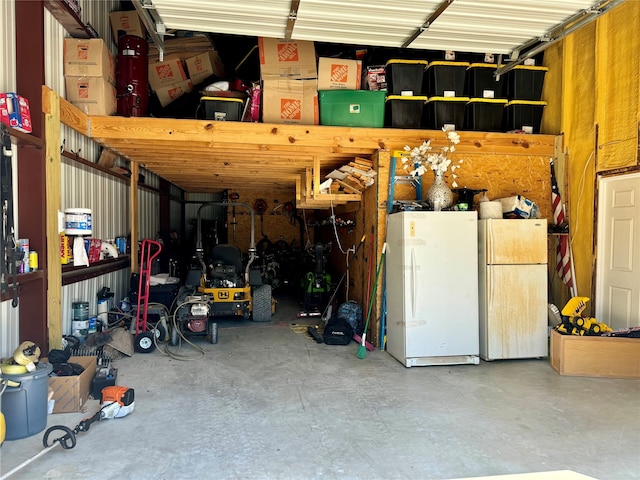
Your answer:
[319,90,386,128]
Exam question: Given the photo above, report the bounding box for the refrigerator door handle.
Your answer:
[487,220,494,265]
[411,247,417,319]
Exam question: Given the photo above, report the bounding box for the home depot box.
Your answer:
[154,79,193,107]
[148,59,188,91]
[317,57,362,90]
[109,10,146,40]
[185,50,225,86]
[258,37,317,79]
[64,38,115,84]
[262,78,318,125]
[0,93,32,133]
[65,77,117,116]
[42,355,96,413]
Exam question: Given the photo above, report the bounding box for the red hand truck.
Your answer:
[133,239,162,353]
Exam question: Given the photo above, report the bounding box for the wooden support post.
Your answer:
[130,162,139,272]
[44,88,62,350]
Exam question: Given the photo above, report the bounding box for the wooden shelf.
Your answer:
[43,0,97,39]
[62,255,131,286]
[6,126,44,148]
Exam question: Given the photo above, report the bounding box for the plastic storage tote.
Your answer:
[504,65,549,101]
[1,362,53,440]
[464,98,508,131]
[464,63,505,99]
[385,59,427,96]
[423,61,470,97]
[422,96,469,131]
[504,100,547,133]
[385,95,427,129]
[201,96,245,121]
[319,90,386,127]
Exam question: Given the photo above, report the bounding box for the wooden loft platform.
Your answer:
[42,86,557,208]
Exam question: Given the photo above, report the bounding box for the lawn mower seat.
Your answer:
[209,244,244,277]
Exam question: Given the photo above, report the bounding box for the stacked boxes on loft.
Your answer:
[502,62,549,133]
[259,37,318,125]
[317,57,389,128]
[384,59,428,129]
[145,34,225,108]
[463,59,508,132]
[63,38,116,116]
[422,55,470,131]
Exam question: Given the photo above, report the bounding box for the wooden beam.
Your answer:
[130,162,139,273]
[44,88,62,350]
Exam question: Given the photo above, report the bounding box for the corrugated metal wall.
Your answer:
[0,0,19,358]
[1,0,166,357]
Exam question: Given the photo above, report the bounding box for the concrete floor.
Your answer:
[1,294,639,480]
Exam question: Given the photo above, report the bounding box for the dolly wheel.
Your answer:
[134,331,156,353]
[209,321,218,344]
[152,323,166,343]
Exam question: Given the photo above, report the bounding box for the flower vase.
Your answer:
[425,169,453,211]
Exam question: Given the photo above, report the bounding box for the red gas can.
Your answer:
[116,35,149,117]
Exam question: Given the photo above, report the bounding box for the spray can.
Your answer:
[17,239,29,273]
[29,251,38,271]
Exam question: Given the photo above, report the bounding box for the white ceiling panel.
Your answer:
[146,0,624,58]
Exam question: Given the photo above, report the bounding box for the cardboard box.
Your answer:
[317,57,362,90]
[64,38,115,84]
[109,10,146,40]
[550,329,640,379]
[185,50,225,86]
[261,78,318,125]
[43,355,97,413]
[148,59,188,91]
[0,93,32,133]
[154,79,193,108]
[65,77,117,116]
[258,37,317,79]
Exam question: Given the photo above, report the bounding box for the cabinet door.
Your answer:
[485,264,548,359]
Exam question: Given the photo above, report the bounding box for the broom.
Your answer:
[356,243,387,359]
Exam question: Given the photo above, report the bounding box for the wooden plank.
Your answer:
[336,179,361,194]
[313,156,321,196]
[44,88,63,350]
[130,162,139,273]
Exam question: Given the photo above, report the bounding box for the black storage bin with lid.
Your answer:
[464,98,508,132]
[201,96,245,121]
[385,59,428,95]
[464,63,505,99]
[504,100,547,133]
[504,65,549,100]
[385,95,427,129]
[422,96,468,131]
[423,61,470,97]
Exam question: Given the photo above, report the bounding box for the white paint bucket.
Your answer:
[64,208,92,236]
[479,201,503,219]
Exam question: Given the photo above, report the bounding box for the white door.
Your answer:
[596,172,640,330]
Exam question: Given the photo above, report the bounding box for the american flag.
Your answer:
[550,159,574,290]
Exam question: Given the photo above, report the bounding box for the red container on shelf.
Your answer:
[116,35,149,117]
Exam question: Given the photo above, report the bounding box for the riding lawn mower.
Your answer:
[169,202,273,346]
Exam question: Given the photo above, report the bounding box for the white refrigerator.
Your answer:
[477,218,548,361]
[386,211,480,367]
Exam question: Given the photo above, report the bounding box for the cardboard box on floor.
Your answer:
[109,10,146,40]
[317,57,362,90]
[148,59,188,91]
[258,37,317,79]
[65,77,117,116]
[154,79,194,107]
[262,78,318,125]
[64,38,115,84]
[42,355,97,413]
[185,50,225,86]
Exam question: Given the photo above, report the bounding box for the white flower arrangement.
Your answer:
[402,128,463,188]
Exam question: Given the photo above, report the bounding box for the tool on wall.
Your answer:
[0,386,134,480]
[0,124,22,307]
[253,198,268,238]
